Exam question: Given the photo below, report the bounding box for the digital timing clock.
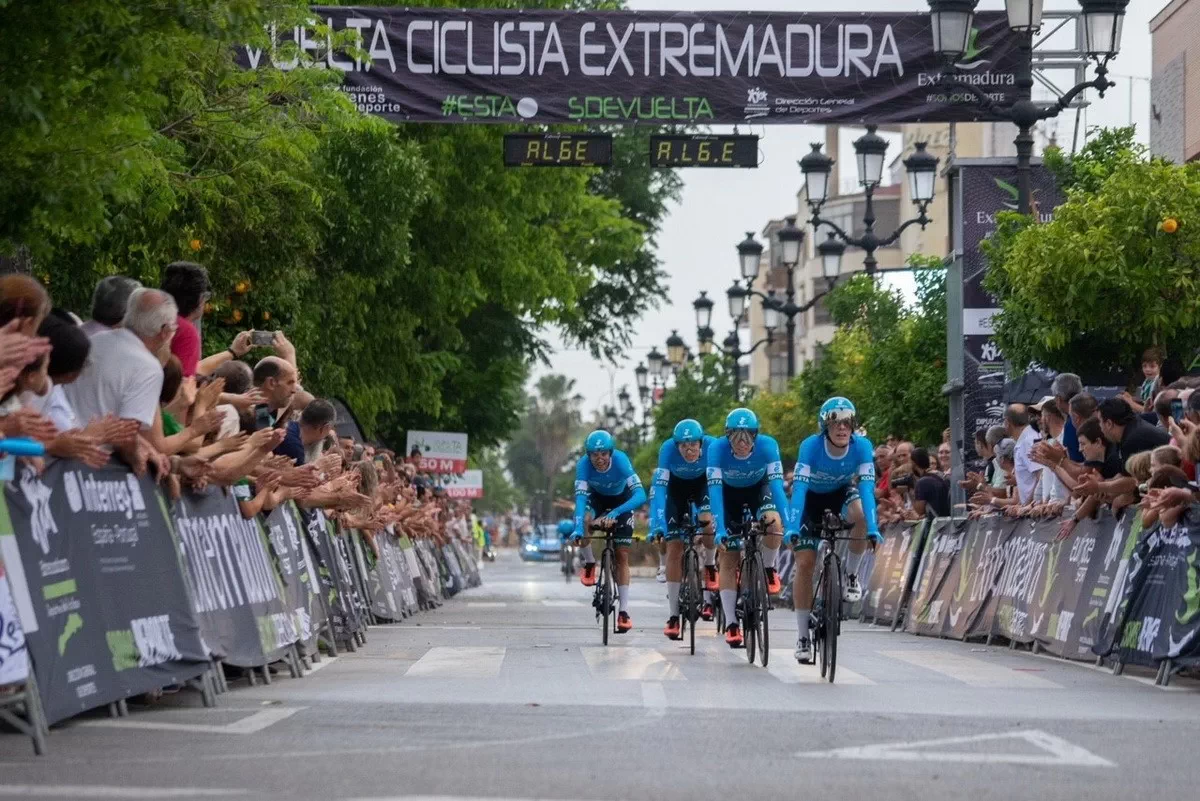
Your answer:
[649,134,759,168]
[503,134,613,167]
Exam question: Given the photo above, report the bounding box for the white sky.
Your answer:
[532,0,1158,417]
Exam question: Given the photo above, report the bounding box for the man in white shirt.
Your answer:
[64,288,177,473]
[1031,397,1070,506]
[1005,403,1040,505]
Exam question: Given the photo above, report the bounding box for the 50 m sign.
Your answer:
[405,431,469,474]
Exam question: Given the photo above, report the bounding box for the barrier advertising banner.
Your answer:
[172,488,294,667]
[405,430,469,473]
[1,462,208,724]
[242,9,1027,126]
[1101,515,1200,668]
[862,519,925,625]
[359,529,417,621]
[301,509,365,644]
[0,557,29,686]
[262,503,322,654]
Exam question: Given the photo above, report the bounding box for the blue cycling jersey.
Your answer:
[573,449,646,537]
[706,434,794,537]
[790,433,880,536]
[649,435,716,533]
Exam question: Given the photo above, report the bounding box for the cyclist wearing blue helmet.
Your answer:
[787,396,881,665]
[572,429,647,633]
[707,407,796,648]
[648,419,718,640]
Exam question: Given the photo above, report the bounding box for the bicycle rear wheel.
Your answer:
[823,553,841,683]
[600,548,615,646]
[752,552,769,668]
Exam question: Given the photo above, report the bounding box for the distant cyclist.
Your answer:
[647,419,718,640]
[787,397,881,665]
[571,429,647,633]
[707,408,795,648]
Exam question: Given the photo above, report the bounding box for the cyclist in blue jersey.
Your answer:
[707,408,796,648]
[787,397,881,664]
[572,429,647,633]
[646,419,719,640]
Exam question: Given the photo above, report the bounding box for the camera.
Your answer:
[250,330,277,347]
[252,403,274,431]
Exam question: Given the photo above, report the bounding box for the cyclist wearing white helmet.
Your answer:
[707,407,797,648]
[787,396,881,664]
[647,418,718,640]
[571,429,647,633]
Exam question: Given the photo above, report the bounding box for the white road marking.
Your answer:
[581,647,686,680]
[0,787,246,798]
[881,649,1061,688]
[79,707,303,735]
[466,602,507,608]
[797,729,1115,767]
[641,681,667,717]
[765,650,875,684]
[405,646,506,678]
[540,600,585,607]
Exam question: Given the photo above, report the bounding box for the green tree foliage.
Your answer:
[1,0,677,453]
[504,376,586,518]
[752,257,948,460]
[983,127,1200,375]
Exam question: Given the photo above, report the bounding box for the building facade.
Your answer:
[1151,0,1200,163]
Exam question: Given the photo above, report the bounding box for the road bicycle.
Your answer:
[811,510,855,683]
[726,511,770,668]
[588,523,621,646]
[672,511,707,656]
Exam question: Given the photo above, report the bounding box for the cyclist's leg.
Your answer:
[717,485,747,644]
[613,510,635,630]
[662,478,688,625]
[842,492,868,591]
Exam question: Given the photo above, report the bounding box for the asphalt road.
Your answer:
[2,549,1198,800]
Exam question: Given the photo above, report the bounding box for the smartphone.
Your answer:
[1171,398,1185,423]
[253,403,274,431]
[250,330,276,347]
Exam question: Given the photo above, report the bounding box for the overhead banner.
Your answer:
[1,462,208,724]
[243,9,1027,125]
[172,488,295,667]
[954,162,1062,464]
[405,430,468,473]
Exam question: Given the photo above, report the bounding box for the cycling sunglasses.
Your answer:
[823,409,856,427]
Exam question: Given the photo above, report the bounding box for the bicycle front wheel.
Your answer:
[683,548,701,655]
[823,553,841,682]
[600,548,615,646]
[742,556,757,665]
[752,552,769,668]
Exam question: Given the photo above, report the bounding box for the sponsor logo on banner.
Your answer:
[18,472,56,556]
[405,430,469,473]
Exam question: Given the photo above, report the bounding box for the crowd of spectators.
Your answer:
[0,267,478,556]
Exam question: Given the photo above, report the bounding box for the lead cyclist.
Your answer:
[786,397,882,665]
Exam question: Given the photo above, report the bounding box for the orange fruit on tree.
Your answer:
[189,239,202,251]
[1162,218,1179,234]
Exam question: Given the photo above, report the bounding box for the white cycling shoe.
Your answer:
[794,637,813,665]
[843,574,863,603]
[656,566,667,583]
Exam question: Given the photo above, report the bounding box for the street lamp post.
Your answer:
[634,362,651,440]
[800,127,939,276]
[699,285,780,399]
[926,0,1128,215]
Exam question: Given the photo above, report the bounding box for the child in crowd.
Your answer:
[1125,346,1164,413]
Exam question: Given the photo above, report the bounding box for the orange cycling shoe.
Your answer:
[725,623,744,647]
[765,567,782,595]
[579,563,598,587]
[663,616,681,639]
[703,565,719,592]
[617,612,633,633]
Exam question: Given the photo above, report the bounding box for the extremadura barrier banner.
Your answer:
[1,462,208,724]
[262,502,323,654]
[241,9,1027,125]
[172,487,295,667]
[862,519,929,625]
